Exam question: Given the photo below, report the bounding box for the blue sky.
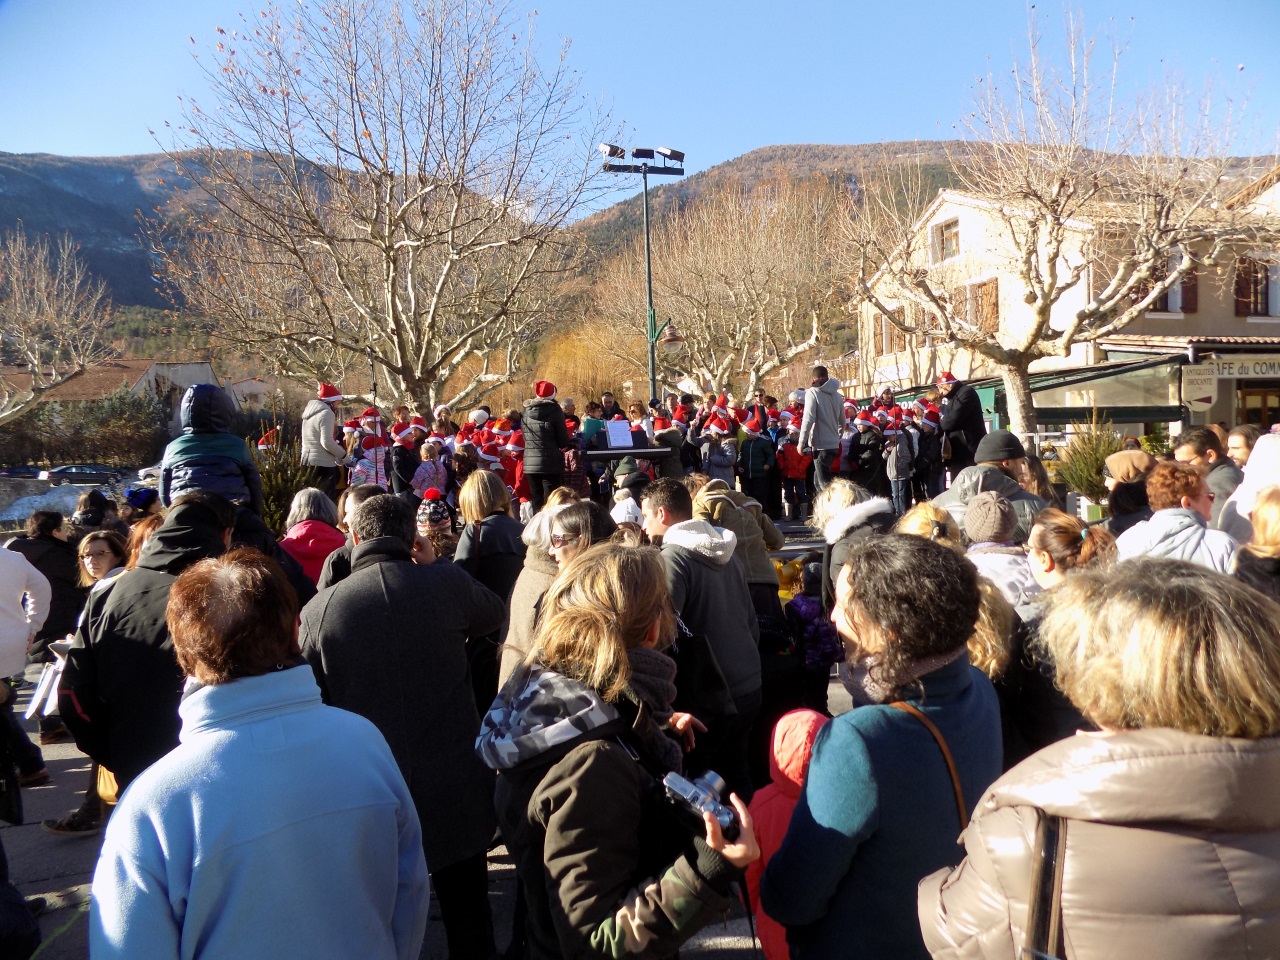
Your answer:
[0,0,1276,175]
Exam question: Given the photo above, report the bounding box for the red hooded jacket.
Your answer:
[745,709,828,960]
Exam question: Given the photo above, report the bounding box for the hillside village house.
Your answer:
[852,166,1280,436]
[0,359,231,435]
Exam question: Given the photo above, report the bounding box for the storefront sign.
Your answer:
[1205,355,1280,379]
[1180,363,1218,411]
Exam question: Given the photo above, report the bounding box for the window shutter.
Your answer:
[1180,267,1198,313]
[980,278,1000,333]
[1236,259,1255,317]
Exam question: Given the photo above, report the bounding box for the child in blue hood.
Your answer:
[160,383,263,514]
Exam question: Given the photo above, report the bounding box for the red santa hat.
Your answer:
[534,380,557,400]
[652,416,672,431]
[872,408,890,424]
[936,372,958,385]
[742,417,763,438]
[256,428,278,451]
[317,382,342,402]
[342,418,361,435]
[391,423,417,448]
[778,409,795,423]
[898,405,915,420]
[426,432,446,447]
[921,408,942,431]
[713,393,729,416]
[477,442,502,463]
[855,410,880,431]
[359,434,388,458]
[707,415,731,436]
[504,430,525,453]
[888,405,904,420]
[492,418,513,437]
[409,415,429,433]
[884,421,901,437]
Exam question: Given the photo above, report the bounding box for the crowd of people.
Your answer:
[3,365,1280,959]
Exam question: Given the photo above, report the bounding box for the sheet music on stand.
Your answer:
[604,420,634,450]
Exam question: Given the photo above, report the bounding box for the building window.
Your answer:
[933,219,960,262]
[1236,258,1280,318]
[953,278,999,333]
[1129,257,1199,315]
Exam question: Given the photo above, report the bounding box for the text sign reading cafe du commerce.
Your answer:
[1205,355,1280,378]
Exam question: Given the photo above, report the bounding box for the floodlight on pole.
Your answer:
[599,144,686,403]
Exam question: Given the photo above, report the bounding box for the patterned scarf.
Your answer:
[838,647,966,706]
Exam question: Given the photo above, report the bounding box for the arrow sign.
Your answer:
[1180,364,1218,412]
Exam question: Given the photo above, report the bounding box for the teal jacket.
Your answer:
[737,434,776,480]
[760,656,1002,960]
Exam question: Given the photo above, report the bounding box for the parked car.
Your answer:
[38,464,124,485]
[137,462,161,482]
[0,466,41,478]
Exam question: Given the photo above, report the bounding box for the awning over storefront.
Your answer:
[858,355,1187,428]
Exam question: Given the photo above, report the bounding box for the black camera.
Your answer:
[662,770,739,841]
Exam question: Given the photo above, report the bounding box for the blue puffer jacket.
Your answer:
[160,384,264,514]
[90,665,430,960]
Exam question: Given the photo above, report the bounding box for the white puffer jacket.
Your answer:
[300,399,347,468]
[0,549,50,677]
[1115,507,1238,573]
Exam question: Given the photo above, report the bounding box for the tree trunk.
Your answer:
[1000,362,1038,437]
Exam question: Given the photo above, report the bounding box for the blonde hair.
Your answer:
[544,487,581,509]
[530,543,675,702]
[459,470,511,523]
[1243,485,1280,559]
[895,503,1010,678]
[969,579,1013,680]
[809,478,872,534]
[1040,557,1280,738]
[895,502,963,555]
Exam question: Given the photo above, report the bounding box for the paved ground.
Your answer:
[9,514,840,959]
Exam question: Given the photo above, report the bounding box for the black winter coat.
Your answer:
[938,381,987,468]
[299,537,506,870]
[59,500,228,788]
[454,513,526,604]
[1234,551,1280,605]
[4,535,85,658]
[522,398,571,475]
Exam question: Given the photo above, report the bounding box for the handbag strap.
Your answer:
[887,700,967,828]
[1023,813,1068,960]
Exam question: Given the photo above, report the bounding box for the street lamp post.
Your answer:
[599,144,687,404]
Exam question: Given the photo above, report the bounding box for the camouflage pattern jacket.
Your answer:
[477,665,736,960]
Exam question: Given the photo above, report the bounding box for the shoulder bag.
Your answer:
[1023,812,1068,959]
[887,700,967,828]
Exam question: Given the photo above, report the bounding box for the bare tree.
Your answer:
[593,175,846,396]
[150,0,612,411]
[845,17,1279,433]
[0,226,113,427]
